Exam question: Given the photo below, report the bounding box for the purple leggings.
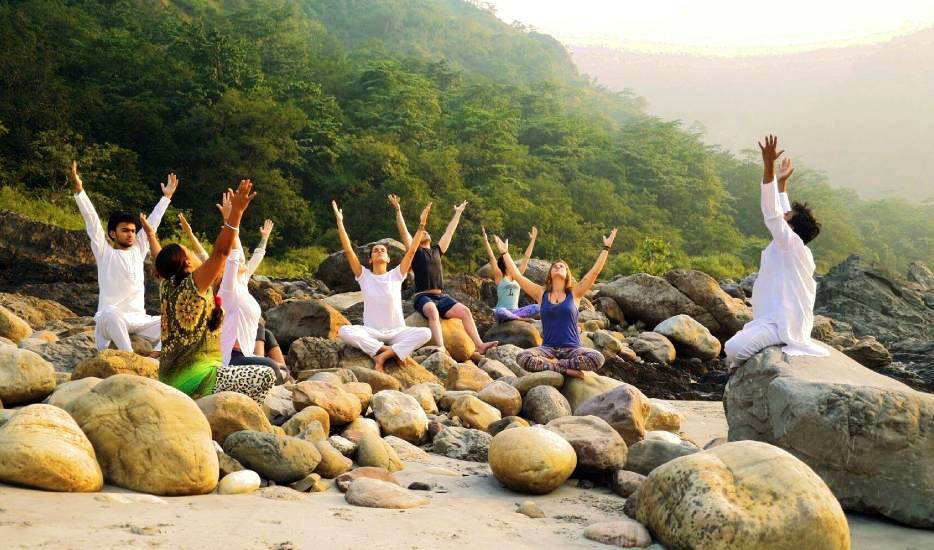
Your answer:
[495,303,540,323]
[517,346,605,374]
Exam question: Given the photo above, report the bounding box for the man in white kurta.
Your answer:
[725,136,829,366]
[70,163,176,352]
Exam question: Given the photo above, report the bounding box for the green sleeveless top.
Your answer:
[158,275,221,398]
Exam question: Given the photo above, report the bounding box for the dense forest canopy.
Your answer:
[0,0,930,279]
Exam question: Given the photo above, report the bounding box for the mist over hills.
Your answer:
[571,28,934,200]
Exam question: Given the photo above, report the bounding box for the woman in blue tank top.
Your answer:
[492,229,617,379]
[481,225,540,323]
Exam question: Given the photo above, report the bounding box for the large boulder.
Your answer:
[20,331,98,373]
[0,292,76,328]
[288,337,343,372]
[575,383,650,445]
[0,347,56,405]
[43,377,101,410]
[431,426,492,462]
[654,314,721,360]
[292,380,361,426]
[724,345,934,527]
[405,314,475,362]
[632,440,849,550]
[371,390,429,444]
[383,356,442,388]
[664,269,752,338]
[356,433,403,472]
[521,385,572,425]
[484,322,542,349]
[223,430,322,484]
[266,300,349,353]
[560,371,623,413]
[488,427,577,494]
[0,404,103,492]
[64,374,218,495]
[196,392,276,445]
[0,305,32,343]
[315,239,407,293]
[545,415,628,472]
[72,350,158,380]
[597,273,718,332]
[625,438,698,475]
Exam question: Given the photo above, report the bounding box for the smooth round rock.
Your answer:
[545,415,628,472]
[512,371,564,396]
[450,394,501,430]
[521,385,572,425]
[371,390,429,444]
[197,391,275,445]
[345,477,429,509]
[0,347,56,406]
[489,427,577,494]
[478,380,522,417]
[223,431,322,484]
[217,470,261,495]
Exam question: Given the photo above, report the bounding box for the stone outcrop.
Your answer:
[724,345,934,527]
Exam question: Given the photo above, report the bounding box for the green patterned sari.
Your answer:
[158,275,222,398]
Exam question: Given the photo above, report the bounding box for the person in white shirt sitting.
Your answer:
[332,199,433,372]
[69,161,177,355]
[724,135,829,370]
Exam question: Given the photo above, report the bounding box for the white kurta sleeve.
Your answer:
[244,234,269,278]
[779,192,792,214]
[761,178,797,249]
[74,191,107,260]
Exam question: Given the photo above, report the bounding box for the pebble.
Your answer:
[516,501,545,518]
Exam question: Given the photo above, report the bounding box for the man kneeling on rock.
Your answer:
[69,161,177,355]
[332,200,433,372]
[724,135,829,371]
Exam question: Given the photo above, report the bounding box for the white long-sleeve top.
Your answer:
[74,190,170,319]
[750,178,829,357]
[218,238,267,366]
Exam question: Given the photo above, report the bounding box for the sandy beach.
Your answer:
[3,400,931,550]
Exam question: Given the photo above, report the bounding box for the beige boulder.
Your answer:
[65,374,218,495]
[512,370,564,396]
[292,380,361,426]
[560,371,623,413]
[335,466,400,492]
[406,314,475,362]
[196,391,276,445]
[583,520,652,548]
[0,404,103,492]
[73,350,158,381]
[44,377,101,410]
[645,399,684,432]
[345,478,429,509]
[348,366,401,392]
[313,440,353,478]
[0,347,56,405]
[489,427,576,494]
[445,363,494,391]
[356,433,403,472]
[450,394,501,431]
[341,417,381,444]
[654,314,721,360]
[282,405,330,437]
[633,440,849,550]
[545,415,628,472]
[342,381,373,410]
[403,383,439,415]
[383,356,442,388]
[477,380,522,417]
[0,305,32,343]
[371,390,429,444]
[575,383,651,445]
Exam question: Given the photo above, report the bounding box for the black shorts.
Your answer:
[414,293,459,317]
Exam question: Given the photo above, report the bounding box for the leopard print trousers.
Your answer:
[213,364,276,403]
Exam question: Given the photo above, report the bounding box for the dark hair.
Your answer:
[155,244,223,331]
[107,212,137,234]
[788,201,821,244]
[497,254,506,274]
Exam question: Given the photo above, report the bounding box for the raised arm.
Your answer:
[332,201,362,278]
[138,213,161,259]
[400,203,432,274]
[192,181,256,293]
[777,157,793,214]
[178,213,209,262]
[137,173,176,257]
[574,229,617,300]
[388,194,412,248]
[438,200,467,254]
[480,226,503,283]
[69,161,106,259]
[758,135,796,248]
[493,235,543,304]
[518,226,537,274]
[244,219,272,277]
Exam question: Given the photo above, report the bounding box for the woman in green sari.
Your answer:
[153,179,275,402]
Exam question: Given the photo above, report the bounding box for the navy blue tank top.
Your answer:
[540,291,580,348]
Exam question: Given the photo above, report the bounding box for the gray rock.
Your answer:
[624,439,698,475]
[521,385,572,425]
[484,321,542,349]
[653,314,721,360]
[627,332,676,364]
[223,431,322,484]
[545,415,628,472]
[431,426,492,462]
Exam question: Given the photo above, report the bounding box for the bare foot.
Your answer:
[477,341,499,354]
[564,368,585,379]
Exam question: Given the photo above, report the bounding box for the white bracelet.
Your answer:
[223,223,239,231]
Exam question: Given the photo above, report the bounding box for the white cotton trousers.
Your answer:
[724,320,783,367]
[338,325,432,361]
[95,306,161,352]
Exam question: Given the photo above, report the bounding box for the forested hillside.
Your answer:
[0,0,930,278]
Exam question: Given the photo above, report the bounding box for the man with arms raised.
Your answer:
[724,135,829,370]
[334,200,434,372]
[68,161,177,354]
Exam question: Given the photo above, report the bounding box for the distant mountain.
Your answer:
[571,28,934,200]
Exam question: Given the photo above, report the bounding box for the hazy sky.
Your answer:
[487,0,934,54]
